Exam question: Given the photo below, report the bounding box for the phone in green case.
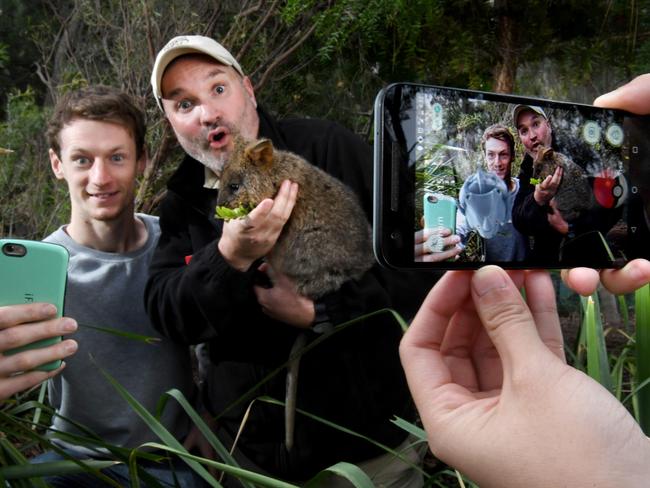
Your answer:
[0,239,69,371]
[423,193,457,232]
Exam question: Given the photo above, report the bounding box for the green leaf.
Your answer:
[582,294,612,392]
[97,368,222,488]
[157,389,250,483]
[215,205,252,221]
[304,462,374,488]
[0,460,119,480]
[136,443,299,488]
[390,416,427,442]
[635,283,650,434]
[78,323,161,344]
[258,397,427,478]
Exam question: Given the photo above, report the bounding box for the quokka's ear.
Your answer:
[244,139,274,168]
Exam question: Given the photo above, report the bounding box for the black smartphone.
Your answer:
[0,239,69,371]
[374,82,650,270]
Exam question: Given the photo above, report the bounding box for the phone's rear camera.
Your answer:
[427,195,438,204]
[390,231,401,240]
[2,243,27,257]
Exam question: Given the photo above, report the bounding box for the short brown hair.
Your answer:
[47,85,146,160]
[481,124,515,160]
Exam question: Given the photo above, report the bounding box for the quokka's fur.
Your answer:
[216,136,374,299]
[532,146,594,221]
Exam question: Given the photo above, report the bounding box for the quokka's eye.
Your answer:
[229,183,240,192]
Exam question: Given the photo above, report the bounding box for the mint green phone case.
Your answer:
[0,239,69,371]
[423,192,457,234]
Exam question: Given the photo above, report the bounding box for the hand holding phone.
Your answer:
[0,240,72,374]
[374,82,650,269]
[0,302,78,400]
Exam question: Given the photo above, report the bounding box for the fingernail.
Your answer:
[473,266,508,297]
[64,340,78,354]
[41,303,57,315]
[61,319,77,332]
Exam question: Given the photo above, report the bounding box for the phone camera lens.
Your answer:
[427,195,438,204]
[390,231,401,240]
[2,243,26,257]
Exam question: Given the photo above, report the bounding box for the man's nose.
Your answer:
[200,101,221,126]
[89,160,111,185]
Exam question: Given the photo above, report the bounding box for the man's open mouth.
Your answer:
[208,129,228,148]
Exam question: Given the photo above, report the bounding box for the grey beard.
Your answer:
[184,145,228,178]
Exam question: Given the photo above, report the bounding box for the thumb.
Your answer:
[593,74,650,114]
[471,266,545,374]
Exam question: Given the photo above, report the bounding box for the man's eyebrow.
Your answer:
[67,144,128,154]
[165,67,228,100]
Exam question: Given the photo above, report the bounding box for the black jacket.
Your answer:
[512,152,621,266]
[144,107,439,480]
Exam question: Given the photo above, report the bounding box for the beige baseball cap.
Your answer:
[151,35,244,110]
[513,104,547,128]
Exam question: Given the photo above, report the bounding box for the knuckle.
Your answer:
[481,300,528,333]
[12,352,40,372]
[1,327,25,349]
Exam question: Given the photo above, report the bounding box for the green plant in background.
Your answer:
[0,88,67,240]
[634,284,650,434]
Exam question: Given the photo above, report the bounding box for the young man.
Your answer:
[30,85,202,487]
[146,35,437,486]
[511,105,620,264]
[456,124,528,261]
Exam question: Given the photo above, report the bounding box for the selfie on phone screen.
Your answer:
[374,83,650,270]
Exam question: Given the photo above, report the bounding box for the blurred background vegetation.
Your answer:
[0,0,648,240]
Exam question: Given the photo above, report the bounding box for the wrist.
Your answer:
[217,238,253,272]
[534,191,549,206]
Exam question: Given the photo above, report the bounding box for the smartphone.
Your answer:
[422,193,456,253]
[0,239,69,371]
[373,82,650,269]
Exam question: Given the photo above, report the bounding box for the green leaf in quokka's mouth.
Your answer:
[215,204,253,221]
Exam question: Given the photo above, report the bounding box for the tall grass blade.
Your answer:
[78,323,161,344]
[157,389,242,470]
[304,462,374,488]
[258,397,427,477]
[582,294,612,392]
[618,295,630,329]
[30,382,47,430]
[97,367,222,488]
[390,416,427,442]
[136,443,300,488]
[635,283,650,434]
[0,460,118,479]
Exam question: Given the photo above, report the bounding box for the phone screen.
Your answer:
[374,83,650,269]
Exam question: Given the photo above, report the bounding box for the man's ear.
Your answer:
[49,149,65,180]
[243,76,257,109]
[244,139,273,168]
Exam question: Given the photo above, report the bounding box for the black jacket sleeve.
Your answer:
[144,187,297,358]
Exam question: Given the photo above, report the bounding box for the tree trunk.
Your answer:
[493,1,518,94]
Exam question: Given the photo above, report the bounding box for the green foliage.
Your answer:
[0,88,67,239]
[635,284,650,434]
